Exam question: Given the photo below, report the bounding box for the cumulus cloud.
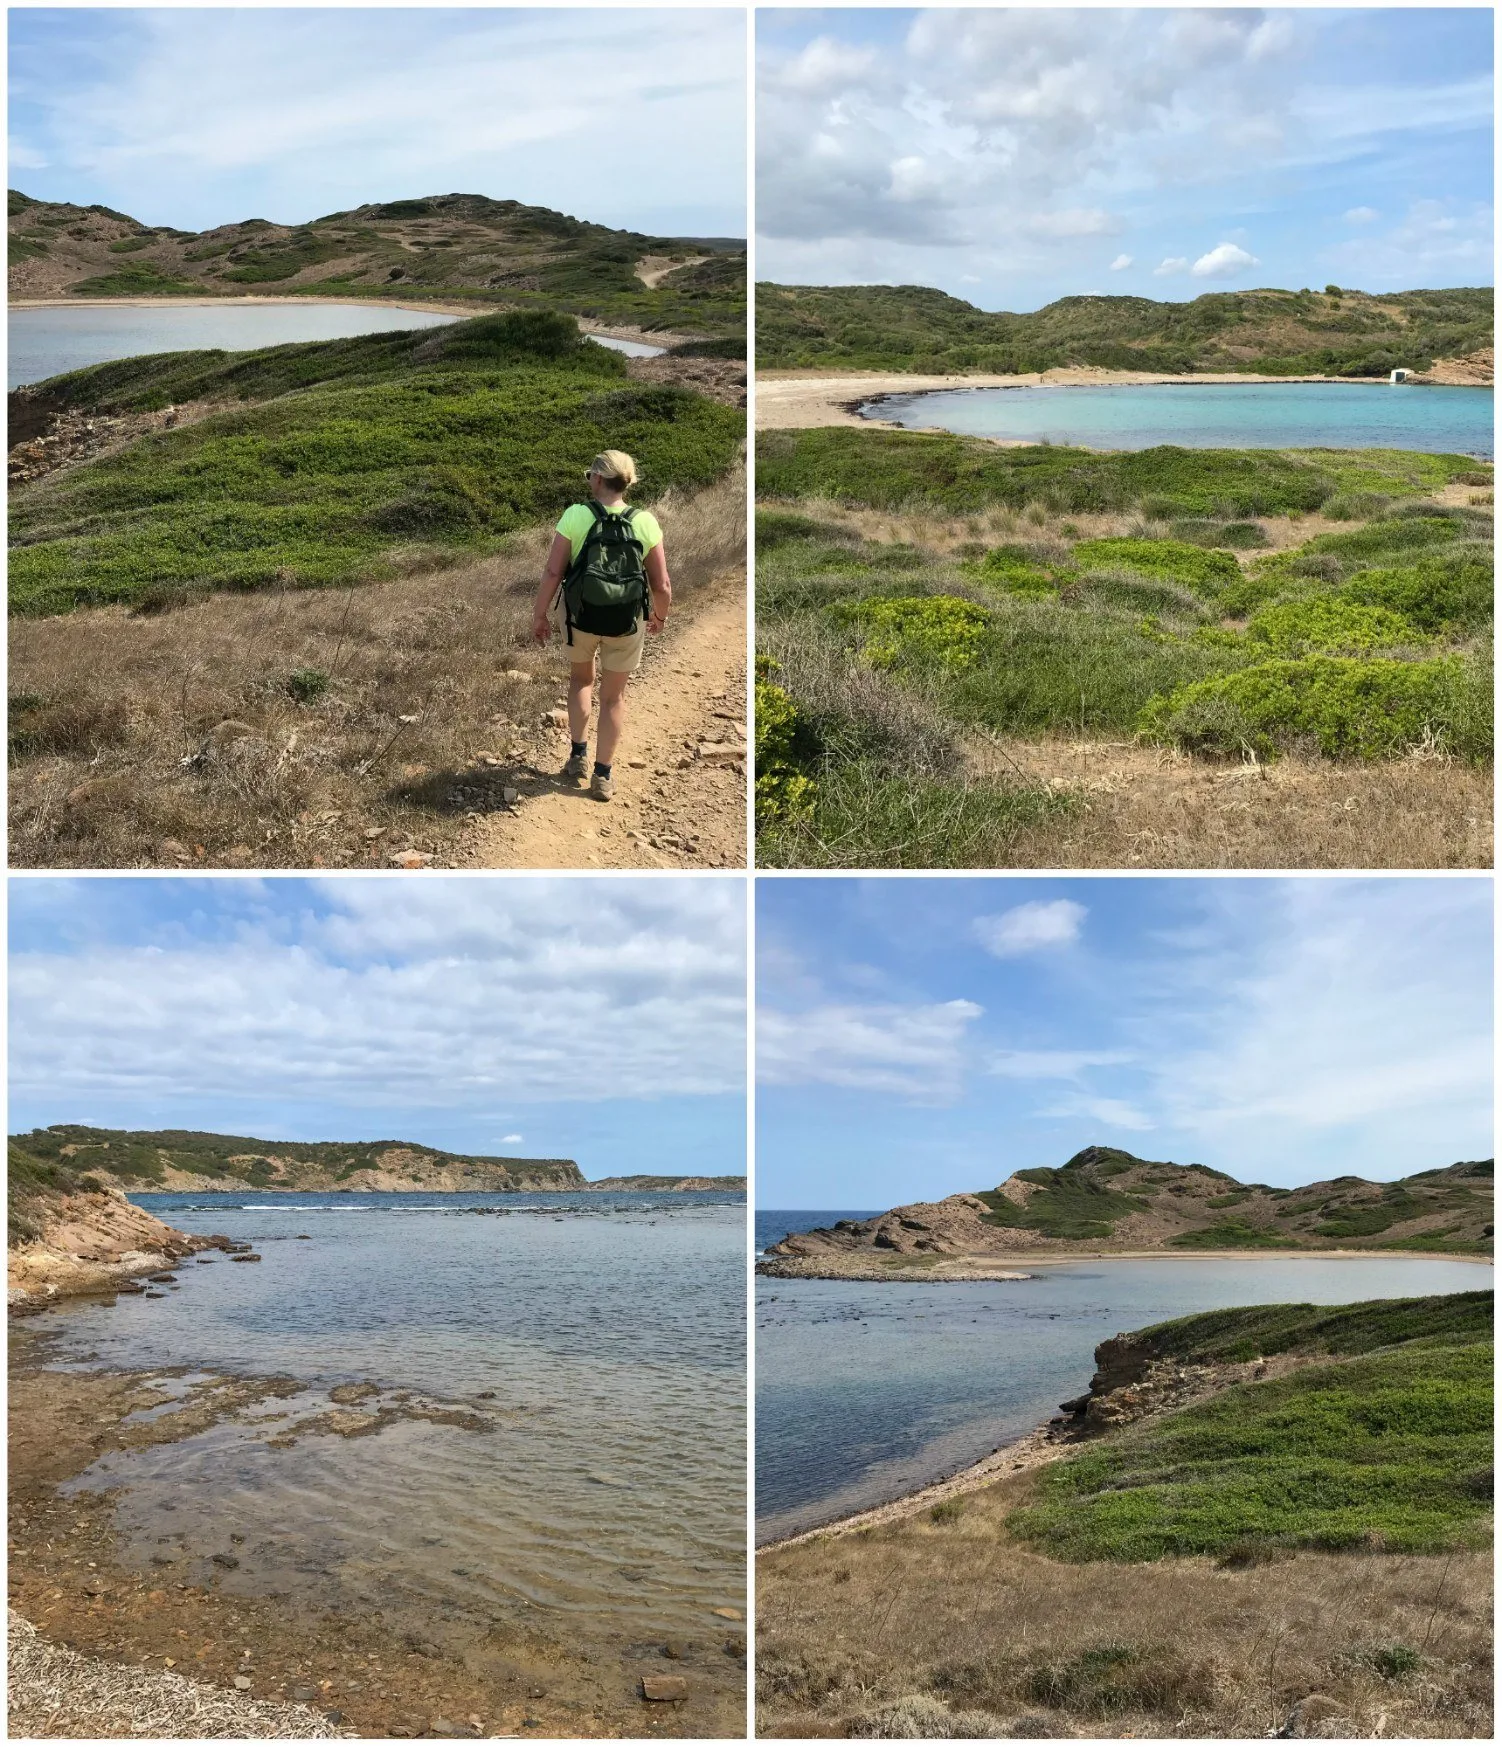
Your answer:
[973,901,1086,958]
[1191,241,1260,278]
[10,880,746,1115]
[499,1134,524,1145]
[757,999,983,1099]
[1154,256,1189,276]
[1109,253,1133,270]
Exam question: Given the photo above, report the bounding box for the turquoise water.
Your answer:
[864,381,1494,458]
[756,1247,1491,1542]
[46,1191,746,1651]
[9,305,662,388]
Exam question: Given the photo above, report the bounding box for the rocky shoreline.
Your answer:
[8,1188,241,1314]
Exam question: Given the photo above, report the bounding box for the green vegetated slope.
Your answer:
[755,430,1493,861]
[1010,1293,1494,1560]
[757,282,1492,376]
[10,191,745,337]
[9,1125,585,1191]
[977,1145,1494,1255]
[10,310,744,615]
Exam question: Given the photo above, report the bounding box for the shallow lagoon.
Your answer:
[9,303,662,388]
[864,381,1494,458]
[755,1249,1491,1542]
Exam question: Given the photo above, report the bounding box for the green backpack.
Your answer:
[560,501,650,640]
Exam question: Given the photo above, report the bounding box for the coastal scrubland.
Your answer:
[9,314,746,869]
[10,190,746,340]
[755,430,1493,869]
[759,1147,1494,1276]
[9,1125,584,1194]
[756,283,1491,378]
[757,1294,1494,1739]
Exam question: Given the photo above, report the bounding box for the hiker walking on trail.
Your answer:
[532,449,671,802]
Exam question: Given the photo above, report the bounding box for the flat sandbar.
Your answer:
[758,1246,1494,1281]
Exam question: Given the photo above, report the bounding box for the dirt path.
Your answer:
[461,586,747,869]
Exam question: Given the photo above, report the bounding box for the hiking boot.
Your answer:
[590,771,614,803]
[563,750,589,782]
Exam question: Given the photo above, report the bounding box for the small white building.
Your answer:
[1390,367,1411,383]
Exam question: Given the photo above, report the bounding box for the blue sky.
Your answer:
[10,877,746,1180]
[757,8,1492,307]
[9,9,746,237]
[757,877,1493,1208]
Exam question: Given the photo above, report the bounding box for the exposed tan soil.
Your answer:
[462,584,746,868]
[633,257,710,291]
[9,1339,747,1739]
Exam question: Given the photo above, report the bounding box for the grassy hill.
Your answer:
[756,282,1492,377]
[1012,1292,1493,1561]
[10,308,744,616]
[9,1125,585,1193]
[764,1145,1495,1265]
[10,190,745,337]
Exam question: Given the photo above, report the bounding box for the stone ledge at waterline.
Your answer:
[757,1144,1494,1278]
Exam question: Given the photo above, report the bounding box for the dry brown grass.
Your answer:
[10,472,744,869]
[756,1471,1494,1739]
[972,734,1494,869]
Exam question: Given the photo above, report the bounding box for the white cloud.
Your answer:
[1344,206,1380,224]
[1191,241,1260,278]
[1109,253,1133,271]
[10,880,746,1115]
[1042,1095,1154,1133]
[973,900,1086,959]
[499,1134,524,1145]
[1154,256,1189,276]
[990,1048,1132,1081]
[757,999,983,1100]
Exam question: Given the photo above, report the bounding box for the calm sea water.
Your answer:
[755,1220,1490,1543]
[45,1190,746,1650]
[9,305,662,388]
[864,381,1494,458]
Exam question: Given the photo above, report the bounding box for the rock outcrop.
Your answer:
[8,1188,229,1312]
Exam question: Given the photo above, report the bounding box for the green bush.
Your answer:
[1339,549,1494,634]
[754,668,817,829]
[285,666,331,703]
[962,543,1060,597]
[838,595,991,671]
[1246,596,1420,656]
[1071,537,1241,594]
[1141,652,1492,761]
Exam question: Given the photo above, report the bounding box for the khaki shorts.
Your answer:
[566,623,645,675]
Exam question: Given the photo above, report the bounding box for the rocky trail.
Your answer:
[461,585,747,869]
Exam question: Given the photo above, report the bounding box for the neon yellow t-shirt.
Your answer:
[555,502,663,561]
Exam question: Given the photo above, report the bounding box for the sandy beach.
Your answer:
[753,365,1372,430]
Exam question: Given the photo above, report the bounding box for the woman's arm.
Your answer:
[645,543,671,633]
[532,533,572,642]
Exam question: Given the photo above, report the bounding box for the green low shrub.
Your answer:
[1140,652,1492,761]
[1339,549,1494,634]
[754,667,817,830]
[962,543,1059,597]
[1070,537,1240,595]
[838,595,991,671]
[1246,596,1420,657]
